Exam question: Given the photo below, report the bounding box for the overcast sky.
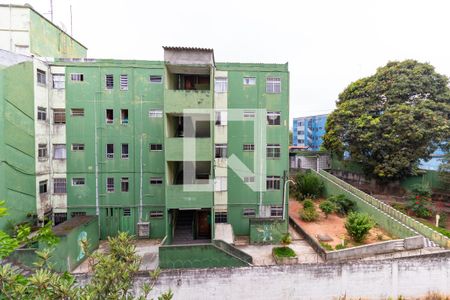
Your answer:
[7,0,450,126]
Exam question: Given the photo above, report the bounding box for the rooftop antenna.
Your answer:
[50,0,53,22]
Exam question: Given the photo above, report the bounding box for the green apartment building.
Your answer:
[0,5,289,245]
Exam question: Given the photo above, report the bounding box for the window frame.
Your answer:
[150,211,163,218]
[243,144,255,152]
[215,143,227,159]
[266,176,281,190]
[72,177,85,186]
[149,177,163,185]
[121,177,129,192]
[106,144,114,159]
[267,111,281,125]
[243,208,256,217]
[105,74,114,90]
[71,143,85,151]
[36,69,47,86]
[106,109,114,124]
[52,73,65,89]
[149,75,163,84]
[148,109,163,118]
[53,108,66,124]
[121,143,129,159]
[215,212,228,223]
[149,144,163,151]
[267,144,281,159]
[120,109,129,125]
[214,77,228,93]
[53,178,67,194]
[270,205,283,218]
[106,177,115,192]
[71,108,85,117]
[39,180,48,194]
[266,77,281,94]
[120,74,128,91]
[243,110,255,119]
[70,73,84,81]
[53,144,67,160]
[38,143,48,160]
[37,107,47,121]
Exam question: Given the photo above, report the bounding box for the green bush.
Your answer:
[320,242,333,251]
[407,184,433,219]
[345,212,375,243]
[334,243,347,250]
[300,207,318,222]
[303,199,314,209]
[328,194,356,216]
[291,172,324,200]
[273,246,297,258]
[319,200,336,218]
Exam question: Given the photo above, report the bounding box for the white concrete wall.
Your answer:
[0,6,31,55]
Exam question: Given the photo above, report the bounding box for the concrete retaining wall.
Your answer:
[75,252,450,299]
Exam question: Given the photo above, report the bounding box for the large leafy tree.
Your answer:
[324,60,450,180]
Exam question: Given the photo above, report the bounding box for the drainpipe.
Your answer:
[139,96,143,221]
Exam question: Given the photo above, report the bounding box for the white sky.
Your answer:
[6,0,450,127]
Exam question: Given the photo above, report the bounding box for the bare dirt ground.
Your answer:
[289,199,392,247]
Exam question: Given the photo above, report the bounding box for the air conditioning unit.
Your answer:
[137,222,150,239]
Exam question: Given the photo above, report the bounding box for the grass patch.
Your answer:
[418,219,450,239]
[272,247,297,258]
[320,242,334,251]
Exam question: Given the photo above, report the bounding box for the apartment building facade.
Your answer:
[292,114,328,151]
[0,5,289,243]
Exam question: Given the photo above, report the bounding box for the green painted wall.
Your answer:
[0,61,36,230]
[29,10,87,58]
[249,218,287,244]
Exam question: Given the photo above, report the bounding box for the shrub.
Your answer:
[291,172,324,200]
[280,233,292,247]
[345,212,375,243]
[334,243,347,250]
[319,200,336,218]
[320,242,333,251]
[407,184,433,219]
[300,207,318,222]
[303,199,314,209]
[328,194,356,216]
[273,246,297,258]
[438,212,448,229]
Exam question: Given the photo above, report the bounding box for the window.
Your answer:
[267,144,281,158]
[244,176,255,183]
[70,73,84,81]
[53,178,67,194]
[150,177,163,185]
[243,76,256,86]
[71,211,86,217]
[53,109,66,124]
[106,144,114,159]
[243,208,256,217]
[120,74,128,90]
[266,176,281,190]
[270,205,283,217]
[106,109,113,124]
[150,144,163,151]
[121,144,129,159]
[72,178,85,186]
[39,180,48,194]
[71,108,84,116]
[123,207,131,216]
[298,139,304,144]
[106,177,114,192]
[71,143,85,151]
[37,69,46,85]
[53,144,66,160]
[121,109,128,124]
[214,177,227,191]
[243,110,255,119]
[266,77,281,93]
[298,130,304,135]
[148,109,163,118]
[215,77,228,93]
[243,144,255,151]
[53,213,67,225]
[150,211,163,218]
[215,212,228,223]
[215,111,228,126]
[121,177,129,192]
[149,75,162,83]
[37,107,47,121]
[215,144,227,158]
[52,74,65,89]
[38,144,48,160]
[267,111,281,125]
[105,74,114,89]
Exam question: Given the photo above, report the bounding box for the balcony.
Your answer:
[164,90,212,113]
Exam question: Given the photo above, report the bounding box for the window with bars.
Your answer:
[106,109,113,124]
[37,107,47,121]
[243,110,255,119]
[52,74,65,89]
[149,75,162,83]
[215,144,227,158]
[72,177,85,186]
[53,109,66,124]
[243,144,255,151]
[150,211,163,218]
[71,108,84,116]
[37,69,46,85]
[266,77,281,93]
[71,143,85,151]
[70,73,84,81]
[214,77,228,93]
[39,180,48,194]
[53,144,66,160]
[121,178,129,192]
[121,144,129,159]
[105,74,114,89]
[267,144,281,158]
[106,177,114,192]
[266,176,281,190]
[53,213,67,225]
[243,208,256,217]
[270,205,283,217]
[243,76,256,86]
[148,109,163,118]
[215,212,228,223]
[149,144,163,151]
[123,207,131,216]
[106,144,114,159]
[121,109,128,124]
[53,178,67,194]
[71,211,86,217]
[267,111,281,125]
[150,177,163,185]
[120,74,128,90]
[38,144,48,160]
[244,176,255,183]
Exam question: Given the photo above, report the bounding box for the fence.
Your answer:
[316,170,450,249]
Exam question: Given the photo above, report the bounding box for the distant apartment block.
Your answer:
[292,114,328,150]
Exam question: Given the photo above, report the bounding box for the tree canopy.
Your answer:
[323,60,450,180]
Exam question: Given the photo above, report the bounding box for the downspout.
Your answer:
[94,69,101,218]
[139,95,143,221]
[47,60,53,226]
